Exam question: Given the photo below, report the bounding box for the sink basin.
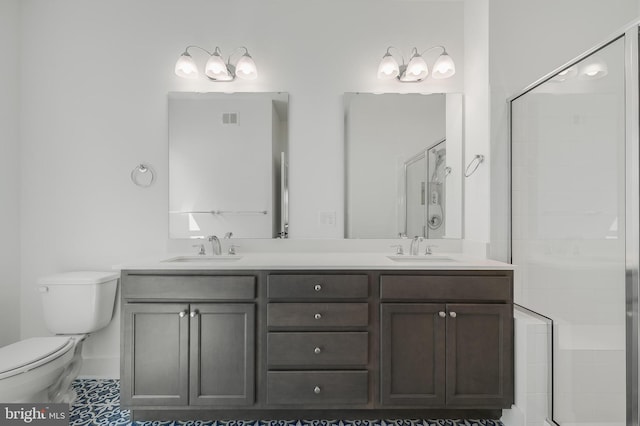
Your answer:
[163,255,243,263]
[387,255,454,262]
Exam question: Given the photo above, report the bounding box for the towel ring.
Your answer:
[464,155,484,178]
[131,164,155,187]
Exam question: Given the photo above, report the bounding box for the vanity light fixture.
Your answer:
[175,45,258,82]
[552,65,578,82]
[579,55,608,80]
[551,56,608,83]
[377,46,455,82]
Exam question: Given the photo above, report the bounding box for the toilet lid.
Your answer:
[0,337,74,378]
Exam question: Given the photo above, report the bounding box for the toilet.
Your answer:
[0,271,119,403]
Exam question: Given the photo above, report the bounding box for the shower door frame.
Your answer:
[507,23,640,426]
[402,137,446,238]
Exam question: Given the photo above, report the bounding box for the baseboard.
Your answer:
[501,405,524,426]
[79,356,119,379]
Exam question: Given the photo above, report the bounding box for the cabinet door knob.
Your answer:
[190,311,198,318]
[438,311,446,318]
[314,347,322,354]
[313,386,321,394]
[449,312,457,318]
[179,311,186,318]
[314,313,322,320]
[314,284,322,292]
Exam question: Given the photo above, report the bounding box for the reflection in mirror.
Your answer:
[168,92,289,239]
[344,93,462,239]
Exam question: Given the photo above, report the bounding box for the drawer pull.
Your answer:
[449,311,457,318]
[314,284,322,292]
[313,386,321,394]
[314,347,322,354]
[314,313,322,320]
[438,311,446,318]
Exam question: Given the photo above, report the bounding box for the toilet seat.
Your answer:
[0,337,75,380]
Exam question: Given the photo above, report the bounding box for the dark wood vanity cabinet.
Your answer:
[120,268,513,419]
[266,274,371,408]
[379,273,514,409]
[120,273,256,408]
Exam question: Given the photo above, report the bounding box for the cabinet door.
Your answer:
[445,303,513,408]
[121,303,189,406]
[189,303,256,406]
[380,303,446,406]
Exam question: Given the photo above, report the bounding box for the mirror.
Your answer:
[168,92,289,239]
[344,93,463,239]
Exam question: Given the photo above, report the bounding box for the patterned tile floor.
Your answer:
[69,379,503,426]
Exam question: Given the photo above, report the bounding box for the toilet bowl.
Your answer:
[0,271,118,403]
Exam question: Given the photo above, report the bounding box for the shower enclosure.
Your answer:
[510,25,638,426]
[404,139,448,239]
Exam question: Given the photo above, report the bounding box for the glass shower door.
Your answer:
[511,36,626,425]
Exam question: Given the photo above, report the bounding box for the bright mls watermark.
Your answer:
[0,404,68,425]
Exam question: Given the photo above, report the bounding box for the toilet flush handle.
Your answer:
[39,286,49,293]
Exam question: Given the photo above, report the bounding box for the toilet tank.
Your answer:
[38,271,119,334]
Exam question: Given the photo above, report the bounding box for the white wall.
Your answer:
[488,0,639,262]
[463,0,490,246]
[16,0,464,376]
[0,0,21,347]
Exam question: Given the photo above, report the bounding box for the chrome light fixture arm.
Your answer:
[183,45,216,57]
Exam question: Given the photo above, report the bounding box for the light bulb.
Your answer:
[235,53,258,80]
[579,56,608,80]
[552,66,577,82]
[431,52,456,79]
[205,53,232,81]
[405,54,428,81]
[175,52,199,79]
[377,53,399,80]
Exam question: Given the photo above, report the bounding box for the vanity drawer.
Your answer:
[122,275,256,300]
[267,274,368,300]
[267,303,369,329]
[267,371,368,406]
[380,274,512,302]
[268,332,368,368]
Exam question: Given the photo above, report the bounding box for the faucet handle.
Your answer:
[192,244,206,255]
[424,245,437,255]
[390,244,404,255]
[224,232,233,239]
[228,244,239,255]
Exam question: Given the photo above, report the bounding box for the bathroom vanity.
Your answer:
[119,254,513,421]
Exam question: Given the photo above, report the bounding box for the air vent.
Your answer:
[222,112,239,125]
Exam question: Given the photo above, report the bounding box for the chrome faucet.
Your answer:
[409,236,424,255]
[207,235,221,255]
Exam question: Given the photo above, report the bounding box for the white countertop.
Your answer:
[115,252,514,271]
